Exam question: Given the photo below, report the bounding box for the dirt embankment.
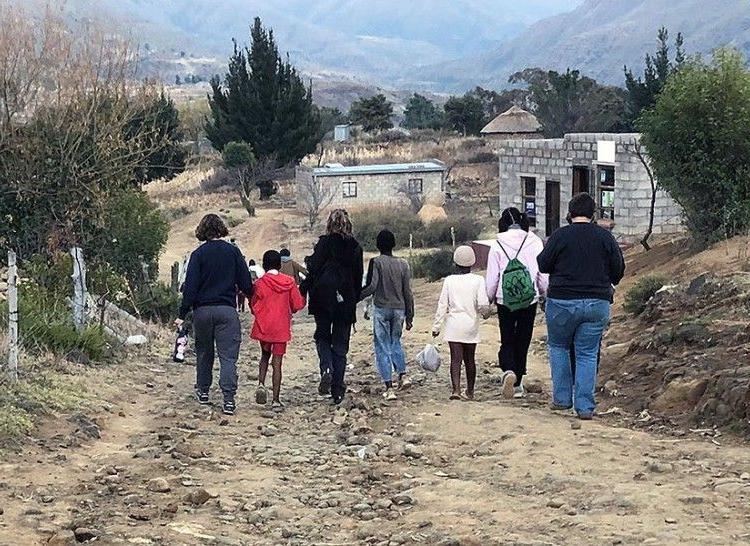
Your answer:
[599,236,750,437]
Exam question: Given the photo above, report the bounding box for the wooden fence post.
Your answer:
[170,262,180,293]
[450,226,456,249]
[7,250,18,381]
[70,247,87,331]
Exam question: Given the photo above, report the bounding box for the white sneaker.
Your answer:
[501,371,517,400]
[513,384,526,398]
[383,390,397,401]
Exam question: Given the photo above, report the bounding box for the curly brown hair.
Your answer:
[195,213,229,241]
[326,208,352,237]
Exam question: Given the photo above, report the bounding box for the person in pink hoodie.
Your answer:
[485,207,548,399]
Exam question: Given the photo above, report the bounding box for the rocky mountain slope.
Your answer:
[415,0,750,90]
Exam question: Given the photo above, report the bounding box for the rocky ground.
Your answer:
[1,279,750,546]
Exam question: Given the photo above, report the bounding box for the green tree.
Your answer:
[624,27,685,126]
[222,141,259,217]
[348,94,394,132]
[443,94,485,135]
[205,18,321,170]
[128,91,187,184]
[638,49,750,246]
[403,94,443,130]
[317,106,347,138]
[510,68,627,137]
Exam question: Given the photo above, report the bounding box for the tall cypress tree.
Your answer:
[206,18,321,166]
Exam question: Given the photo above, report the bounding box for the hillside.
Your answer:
[40,0,580,85]
[415,0,750,90]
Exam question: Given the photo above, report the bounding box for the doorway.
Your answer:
[572,166,590,195]
[545,180,561,237]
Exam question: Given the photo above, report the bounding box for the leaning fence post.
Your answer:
[70,247,87,331]
[7,250,18,381]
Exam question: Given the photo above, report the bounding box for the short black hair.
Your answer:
[280,248,291,258]
[498,207,530,233]
[262,250,281,271]
[195,214,229,241]
[568,193,596,219]
[376,229,396,253]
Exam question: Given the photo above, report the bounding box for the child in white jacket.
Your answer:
[432,246,490,400]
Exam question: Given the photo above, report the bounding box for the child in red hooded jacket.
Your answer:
[251,250,306,408]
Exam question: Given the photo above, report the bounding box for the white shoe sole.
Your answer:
[502,372,517,400]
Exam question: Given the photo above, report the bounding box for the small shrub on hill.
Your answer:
[624,275,667,315]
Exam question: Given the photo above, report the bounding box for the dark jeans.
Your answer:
[193,305,241,400]
[314,314,352,399]
[497,303,537,386]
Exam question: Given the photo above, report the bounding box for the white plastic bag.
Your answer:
[417,344,441,373]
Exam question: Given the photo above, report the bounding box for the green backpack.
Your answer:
[498,234,536,312]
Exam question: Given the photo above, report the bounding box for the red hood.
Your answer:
[260,272,296,293]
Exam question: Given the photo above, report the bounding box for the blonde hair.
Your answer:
[326,208,352,237]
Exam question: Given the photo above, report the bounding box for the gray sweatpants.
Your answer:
[193,305,241,400]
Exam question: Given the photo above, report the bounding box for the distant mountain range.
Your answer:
[24,0,750,101]
[415,0,750,90]
[39,0,580,84]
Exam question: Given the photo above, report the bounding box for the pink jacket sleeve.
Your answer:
[485,245,503,302]
[531,236,549,296]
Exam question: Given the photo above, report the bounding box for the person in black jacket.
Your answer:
[176,214,253,416]
[300,209,363,405]
[537,193,625,420]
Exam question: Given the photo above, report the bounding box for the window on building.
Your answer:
[521,176,537,226]
[342,181,357,198]
[407,178,423,193]
[598,166,615,219]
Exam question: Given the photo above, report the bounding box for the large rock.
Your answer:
[651,378,708,413]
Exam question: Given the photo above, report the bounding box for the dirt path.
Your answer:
[2,280,750,546]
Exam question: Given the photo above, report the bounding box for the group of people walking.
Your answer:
[177,192,624,421]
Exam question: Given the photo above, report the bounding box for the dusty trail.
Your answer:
[1,283,750,546]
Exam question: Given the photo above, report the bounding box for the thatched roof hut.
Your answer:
[481,105,542,139]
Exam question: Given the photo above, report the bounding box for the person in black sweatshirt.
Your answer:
[176,214,253,415]
[300,209,363,405]
[537,193,625,420]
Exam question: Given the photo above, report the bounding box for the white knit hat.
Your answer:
[453,245,476,268]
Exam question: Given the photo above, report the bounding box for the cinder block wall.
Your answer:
[497,133,684,240]
[296,169,444,211]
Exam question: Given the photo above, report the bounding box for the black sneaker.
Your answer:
[195,388,209,405]
[318,372,332,395]
[222,399,236,415]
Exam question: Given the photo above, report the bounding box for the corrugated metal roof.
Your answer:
[313,160,445,177]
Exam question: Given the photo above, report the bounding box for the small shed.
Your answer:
[334,124,351,142]
[481,105,542,140]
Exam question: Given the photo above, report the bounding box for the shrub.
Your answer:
[419,217,483,247]
[465,151,497,164]
[0,284,108,360]
[199,168,235,192]
[352,209,483,252]
[352,208,423,252]
[91,191,170,287]
[410,249,455,281]
[123,281,181,324]
[624,275,667,315]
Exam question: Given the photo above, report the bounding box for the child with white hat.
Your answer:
[432,245,490,400]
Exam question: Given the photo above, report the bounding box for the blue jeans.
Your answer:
[372,306,407,383]
[546,298,610,416]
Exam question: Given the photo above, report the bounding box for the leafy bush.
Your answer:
[0,284,108,360]
[410,249,455,282]
[123,281,181,324]
[199,168,235,192]
[222,141,256,168]
[624,275,667,315]
[352,209,482,252]
[352,208,423,252]
[91,191,170,287]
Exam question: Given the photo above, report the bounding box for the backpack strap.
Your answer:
[514,234,529,260]
[497,241,512,261]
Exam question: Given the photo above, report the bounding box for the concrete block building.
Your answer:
[496,133,683,240]
[296,161,446,211]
